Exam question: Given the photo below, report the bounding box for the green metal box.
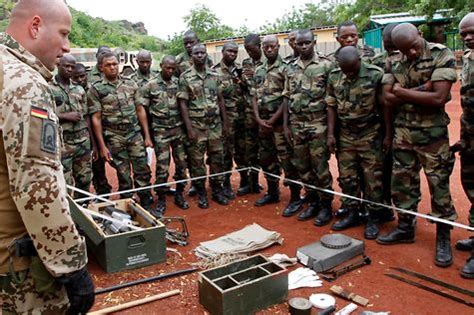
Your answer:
[69,198,166,273]
[198,255,288,314]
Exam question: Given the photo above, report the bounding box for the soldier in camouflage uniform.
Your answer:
[377,23,458,268]
[283,29,333,225]
[88,52,154,210]
[212,42,246,200]
[137,55,189,216]
[129,50,158,87]
[326,46,386,239]
[283,30,300,64]
[178,44,229,209]
[252,35,302,214]
[49,55,94,200]
[175,30,213,197]
[72,63,88,90]
[0,1,94,313]
[455,13,474,279]
[239,34,264,195]
[88,45,113,197]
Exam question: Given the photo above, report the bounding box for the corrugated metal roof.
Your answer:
[370,10,451,26]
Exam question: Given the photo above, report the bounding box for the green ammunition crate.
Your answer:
[198,255,288,314]
[69,198,166,273]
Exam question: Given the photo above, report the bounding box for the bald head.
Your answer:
[223,42,238,51]
[391,23,423,61]
[137,50,152,60]
[60,54,76,64]
[459,13,474,49]
[337,46,361,78]
[6,0,72,71]
[460,12,474,28]
[262,35,278,45]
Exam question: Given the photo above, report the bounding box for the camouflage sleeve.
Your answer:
[325,75,337,107]
[432,48,457,82]
[177,75,189,100]
[381,73,395,85]
[2,71,87,277]
[79,86,89,115]
[86,85,102,115]
[282,68,290,99]
[136,83,150,107]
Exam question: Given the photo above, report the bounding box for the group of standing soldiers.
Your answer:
[54,15,474,279]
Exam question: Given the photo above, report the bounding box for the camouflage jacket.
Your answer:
[461,49,474,138]
[382,40,457,128]
[212,60,245,112]
[128,69,158,88]
[137,73,183,129]
[253,56,287,117]
[241,57,263,107]
[0,34,87,276]
[326,62,383,136]
[283,53,299,65]
[371,50,403,72]
[284,53,332,123]
[49,76,89,144]
[87,64,103,83]
[177,66,222,130]
[175,52,213,77]
[87,77,140,132]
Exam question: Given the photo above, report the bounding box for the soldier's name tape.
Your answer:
[71,167,474,232]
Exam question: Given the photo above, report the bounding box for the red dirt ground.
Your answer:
[87,82,473,314]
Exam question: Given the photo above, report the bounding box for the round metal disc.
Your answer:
[320,233,352,249]
[288,297,312,315]
[309,293,336,309]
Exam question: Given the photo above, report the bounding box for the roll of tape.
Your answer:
[289,297,312,315]
[309,293,336,309]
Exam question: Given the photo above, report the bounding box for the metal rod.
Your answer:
[94,267,199,295]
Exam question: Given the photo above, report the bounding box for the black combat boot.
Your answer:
[461,249,474,279]
[376,218,415,245]
[255,180,280,207]
[364,210,380,240]
[282,185,303,217]
[377,207,395,223]
[197,186,209,209]
[223,176,236,200]
[250,170,263,194]
[237,171,250,196]
[456,237,474,251]
[332,209,361,231]
[435,223,453,267]
[174,183,189,210]
[335,207,350,218]
[211,185,229,206]
[139,193,153,210]
[188,184,198,197]
[314,199,333,226]
[297,192,320,221]
[151,194,166,218]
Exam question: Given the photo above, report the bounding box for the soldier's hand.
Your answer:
[327,135,336,154]
[284,126,293,144]
[100,147,112,162]
[144,137,154,148]
[242,68,255,79]
[58,268,95,315]
[392,83,403,95]
[188,129,197,142]
[91,148,99,162]
[65,112,82,122]
[383,135,392,154]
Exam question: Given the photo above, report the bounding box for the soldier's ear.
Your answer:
[29,15,42,40]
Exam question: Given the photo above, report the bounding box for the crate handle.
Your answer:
[127,235,145,249]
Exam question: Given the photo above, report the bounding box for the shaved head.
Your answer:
[459,13,474,49]
[60,54,76,64]
[460,12,474,28]
[391,23,423,61]
[223,42,238,51]
[338,46,361,78]
[161,55,176,64]
[6,0,72,71]
[262,35,278,45]
[136,49,152,60]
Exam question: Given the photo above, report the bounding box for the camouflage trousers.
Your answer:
[104,130,152,199]
[223,109,246,173]
[337,130,384,212]
[61,138,92,199]
[259,125,299,185]
[187,123,224,188]
[243,108,260,169]
[152,125,187,195]
[0,269,68,314]
[461,134,474,226]
[290,122,333,203]
[392,126,457,224]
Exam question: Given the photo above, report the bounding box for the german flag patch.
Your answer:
[31,106,48,119]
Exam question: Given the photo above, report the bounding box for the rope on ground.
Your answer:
[71,166,474,232]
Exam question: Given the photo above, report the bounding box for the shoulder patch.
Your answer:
[40,119,57,154]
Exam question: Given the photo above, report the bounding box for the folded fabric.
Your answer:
[268,253,298,267]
